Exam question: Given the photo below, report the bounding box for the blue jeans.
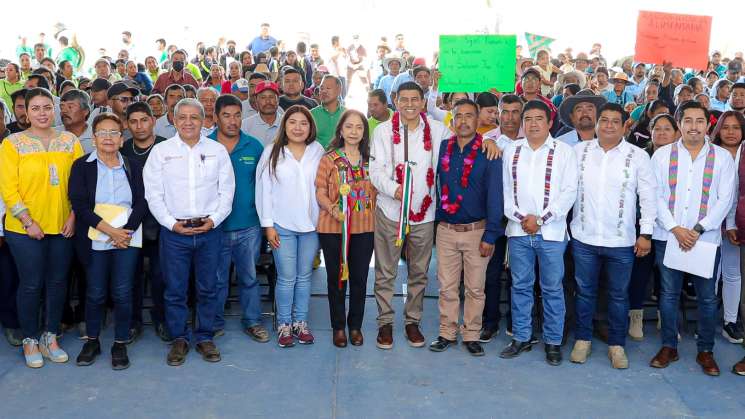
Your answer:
[85,247,140,341]
[654,240,719,352]
[160,227,222,343]
[272,224,319,325]
[508,235,567,345]
[572,240,634,346]
[215,226,262,330]
[5,232,72,338]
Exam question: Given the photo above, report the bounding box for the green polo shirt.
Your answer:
[368,108,393,136]
[0,79,24,112]
[311,103,345,149]
[208,130,264,231]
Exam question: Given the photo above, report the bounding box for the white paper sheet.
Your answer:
[662,235,718,279]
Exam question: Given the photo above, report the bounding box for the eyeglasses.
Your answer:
[94,130,122,138]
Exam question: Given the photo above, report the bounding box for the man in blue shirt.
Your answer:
[247,23,278,56]
[429,98,504,357]
[208,94,268,342]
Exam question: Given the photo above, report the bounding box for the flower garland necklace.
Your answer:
[392,111,434,223]
[440,134,483,215]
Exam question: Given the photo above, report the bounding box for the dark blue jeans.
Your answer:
[160,227,221,343]
[572,240,635,346]
[4,232,72,338]
[0,242,20,329]
[215,226,262,330]
[654,240,719,352]
[85,247,140,341]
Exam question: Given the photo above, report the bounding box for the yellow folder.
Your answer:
[87,203,142,248]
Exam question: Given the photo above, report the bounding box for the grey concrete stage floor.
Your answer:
[1,259,744,419]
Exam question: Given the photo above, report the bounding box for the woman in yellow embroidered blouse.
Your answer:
[0,87,83,369]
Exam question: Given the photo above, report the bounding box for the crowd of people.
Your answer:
[1,25,745,379]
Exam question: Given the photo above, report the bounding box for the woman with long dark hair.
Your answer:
[315,109,376,347]
[713,111,745,346]
[257,105,325,347]
[628,99,669,148]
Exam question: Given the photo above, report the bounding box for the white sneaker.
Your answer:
[39,332,68,363]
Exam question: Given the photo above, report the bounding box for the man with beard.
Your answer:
[6,89,29,133]
[240,80,283,146]
[556,90,607,146]
[59,89,94,152]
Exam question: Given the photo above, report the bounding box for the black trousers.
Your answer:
[319,232,374,331]
[482,236,508,331]
[132,238,165,326]
[0,243,20,329]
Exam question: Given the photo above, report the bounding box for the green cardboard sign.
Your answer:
[438,35,517,93]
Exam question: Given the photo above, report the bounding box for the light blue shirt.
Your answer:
[625,77,648,101]
[390,72,413,99]
[602,89,635,106]
[240,110,282,146]
[87,151,132,251]
[154,114,177,139]
[378,74,397,105]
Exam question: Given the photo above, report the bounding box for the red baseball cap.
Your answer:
[255,80,279,96]
[412,57,426,66]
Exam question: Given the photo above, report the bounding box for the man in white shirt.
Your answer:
[370,82,450,349]
[143,98,235,367]
[153,84,185,139]
[568,103,657,369]
[649,101,735,376]
[499,100,578,366]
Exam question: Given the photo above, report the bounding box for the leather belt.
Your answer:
[439,220,486,232]
[176,217,208,228]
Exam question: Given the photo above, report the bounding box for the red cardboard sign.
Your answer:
[634,11,712,70]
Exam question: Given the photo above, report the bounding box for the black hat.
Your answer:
[728,60,743,73]
[91,78,112,92]
[558,89,607,128]
[107,81,139,99]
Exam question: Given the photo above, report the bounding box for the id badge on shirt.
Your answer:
[49,164,60,186]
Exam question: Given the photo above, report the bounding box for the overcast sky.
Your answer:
[2,0,743,65]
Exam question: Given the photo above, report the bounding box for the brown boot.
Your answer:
[349,329,364,346]
[404,324,425,348]
[167,339,189,366]
[649,346,679,369]
[696,352,720,376]
[376,325,393,350]
[732,356,745,376]
[195,341,221,363]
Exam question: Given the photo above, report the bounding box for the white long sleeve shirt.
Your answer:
[571,139,657,247]
[502,136,578,241]
[256,141,324,232]
[725,145,741,231]
[143,134,235,231]
[652,139,735,245]
[370,114,450,225]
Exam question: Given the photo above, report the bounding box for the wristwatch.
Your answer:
[693,223,705,234]
[639,234,652,240]
[536,218,544,226]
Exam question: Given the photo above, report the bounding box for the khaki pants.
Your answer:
[436,224,489,341]
[374,207,434,327]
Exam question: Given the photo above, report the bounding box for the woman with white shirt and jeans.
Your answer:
[257,105,325,347]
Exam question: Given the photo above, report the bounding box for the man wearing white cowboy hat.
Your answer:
[602,72,635,105]
[377,56,405,105]
[556,89,607,146]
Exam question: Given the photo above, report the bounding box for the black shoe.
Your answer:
[499,339,532,359]
[545,344,562,366]
[155,323,173,343]
[111,342,130,370]
[529,335,540,345]
[464,341,485,356]
[429,336,456,352]
[76,338,101,366]
[125,324,143,345]
[479,328,498,343]
[722,322,744,344]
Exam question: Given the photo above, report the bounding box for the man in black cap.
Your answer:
[87,78,113,123]
[556,89,607,146]
[105,82,139,139]
[726,60,742,84]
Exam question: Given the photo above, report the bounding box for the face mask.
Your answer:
[228,46,235,54]
[172,61,184,72]
[199,47,206,55]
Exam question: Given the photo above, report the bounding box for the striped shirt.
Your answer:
[315,152,376,234]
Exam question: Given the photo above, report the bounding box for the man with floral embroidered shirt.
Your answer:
[649,101,735,376]
[499,100,578,366]
[429,98,504,357]
[568,103,657,369]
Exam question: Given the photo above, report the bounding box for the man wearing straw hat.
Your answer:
[602,72,635,105]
